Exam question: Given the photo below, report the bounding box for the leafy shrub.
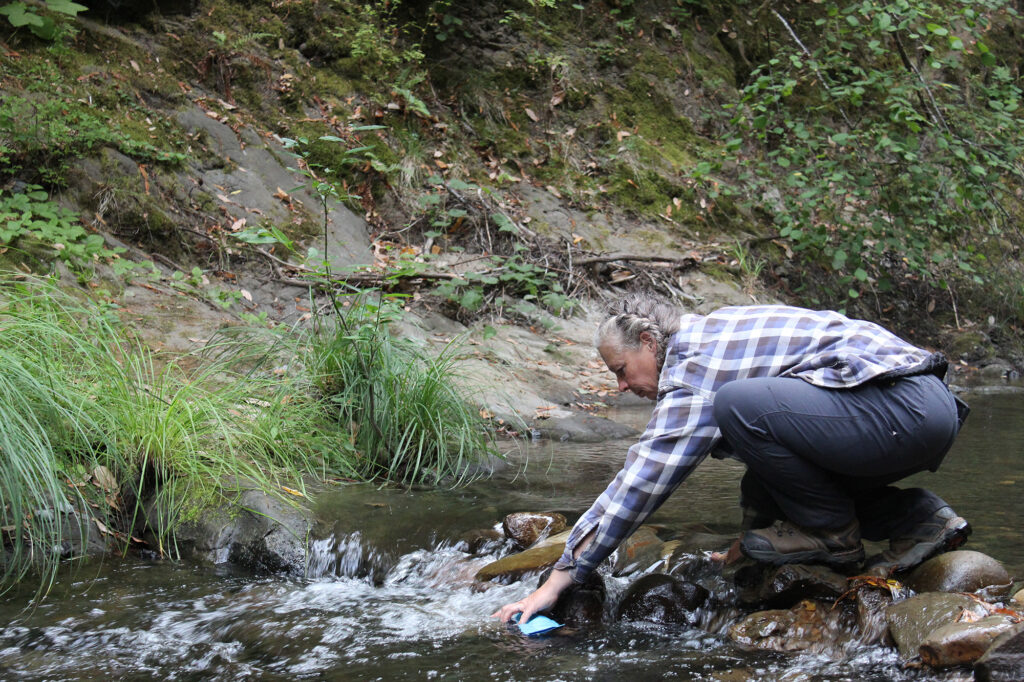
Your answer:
[722,1,1024,300]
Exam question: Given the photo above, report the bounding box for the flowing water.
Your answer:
[1,388,1021,680]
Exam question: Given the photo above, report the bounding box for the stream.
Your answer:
[0,388,1021,680]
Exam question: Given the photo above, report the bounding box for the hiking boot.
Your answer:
[865,506,971,574]
[739,519,864,569]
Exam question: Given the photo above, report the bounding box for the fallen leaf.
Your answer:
[94,518,110,534]
[240,289,253,302]
[230,217,246,232]
[281,486,306,497]
[129,59,140,73]
[479,408,493,419]
[572,233,584,245]
[525,107,540,122]
[188,337,209,344]
[545,185,562,198]
[550,92,565,107]
[617,130,631,141]
[92,465,117,491]
[273,187,290,200]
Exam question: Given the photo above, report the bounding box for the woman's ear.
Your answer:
[639,331,657,352]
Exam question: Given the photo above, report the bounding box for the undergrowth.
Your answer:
[0,275,499,598]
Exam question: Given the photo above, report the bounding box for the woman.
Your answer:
[494,293,970,625]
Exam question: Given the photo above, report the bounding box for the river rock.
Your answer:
[886,592,991,659]
[855,586,894,646]
[732,563,849,608]
[473,530,571,583]
[729,599,854,657]
[904,550,1011,594]
[502,512,567,549]
[1012,586,1024,607]
[539,568,607,628]
[615,573,709,625]
[164,487,313,576]
[612,526,667,576]
[975,622,1024,681]
[456,528,504,554]
[918,615,1018,668]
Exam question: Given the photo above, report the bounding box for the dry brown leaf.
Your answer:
[230,217,246,232]
[524,107,540,122]
[550,92,565,108]
[92,465,117,491]
[281,486,306,497]
[479,408,493,419]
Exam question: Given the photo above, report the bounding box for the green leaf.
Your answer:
[46,0,88,15]
[948,36,964,51]
[854,268,868,282]
[926,23,948,36]
[0,2,44,27]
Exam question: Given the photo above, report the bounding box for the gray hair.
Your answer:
[594,293,682,370]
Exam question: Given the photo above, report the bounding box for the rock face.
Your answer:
[904,550,1012,594]
[502,512,567,549]
[886,592,991,659]
[975,623,1024,682]
[616,573,709,625]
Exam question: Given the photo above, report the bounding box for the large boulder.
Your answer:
[615,573,709,625]
[886,592,991,659]
[502,512,567,549]
[975,623,1024,681]
[905,550,1012,594]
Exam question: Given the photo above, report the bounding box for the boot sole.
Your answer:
[866,516,972,573]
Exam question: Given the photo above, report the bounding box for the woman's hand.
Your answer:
[491,568,574,624]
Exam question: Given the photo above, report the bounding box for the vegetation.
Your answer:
[0,277,497,596]
[1,0,1023,593]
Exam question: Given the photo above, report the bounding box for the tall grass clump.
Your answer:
[302,294,499,486]
[0,276,331,595]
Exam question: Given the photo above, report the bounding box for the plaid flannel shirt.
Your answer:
[554,305,945,582]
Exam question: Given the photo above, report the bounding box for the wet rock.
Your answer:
[612,526,668,576]
[975,622,1024,681]
[918,615,1018,668]
[616,573,709,625]
[729,599,855,657]
[855,586,895,646]
[905,550,1012,594]
[531,413,640,443]
[456,528,503,554]
[732,563,849,608]
[161,488,313,576]
[1012,586,1024,607]
[502,512,567,549]
[539,568,606,628]
[886,592,991,659]
[474,530,571,583]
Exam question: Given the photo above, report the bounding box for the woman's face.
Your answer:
[598,332,659,400]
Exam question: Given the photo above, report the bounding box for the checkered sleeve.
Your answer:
[555,388,720,583]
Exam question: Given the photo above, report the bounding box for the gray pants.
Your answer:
[712,373,960,541]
